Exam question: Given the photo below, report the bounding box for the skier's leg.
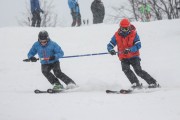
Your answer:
[41,64,61,85]
[121,59,140,85]
[77,13,82,26]
[36,12,41,27]
[52,62,76,85]
[93,17,98,24]
[31,12,36,27]
[71,12,76,27]
[131,57,157,84]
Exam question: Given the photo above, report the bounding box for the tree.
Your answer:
[130,0,180,21]
[106,0,180,24]
[17,0,58,27]
[105,3,134,24]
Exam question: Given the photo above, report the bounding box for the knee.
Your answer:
[54,70,63,78]
[122,67,130,73]
[42,69,49,76]
[134,68,143,76]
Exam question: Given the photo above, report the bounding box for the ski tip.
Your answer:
[106,90,111,93]
[106,90,120,94]
[34,89,41,94]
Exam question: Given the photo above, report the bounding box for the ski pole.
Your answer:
[62,52,109,58]
[23,51,118,62]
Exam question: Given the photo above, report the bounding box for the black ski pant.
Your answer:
[93,15,104,24]
[71,12,82,27]
[121,57,156,85]
[31,11,41,27]
[41,61,75,85]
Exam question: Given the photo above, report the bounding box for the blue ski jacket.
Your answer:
[30,0,43,13]
[68,0,80,13]
[28,39,64,64]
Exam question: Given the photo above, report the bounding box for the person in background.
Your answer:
[27,30,77,90]
[30,0,44,27]
[138,1,151,22]
[68,0,82,27]
[107,18,160,89]
[91,0,105,24]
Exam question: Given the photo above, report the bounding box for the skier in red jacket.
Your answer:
[107,18,159,89]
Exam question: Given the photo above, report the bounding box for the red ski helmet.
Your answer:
[120,18,130,27]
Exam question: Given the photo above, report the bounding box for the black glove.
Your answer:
[123,49,130,54]
[109,50,116,55]
[30,56,37,62]
[49,56,55,60]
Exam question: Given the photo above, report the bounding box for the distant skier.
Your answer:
[27,30,76,90]
[91,0,105,24]
[68,0,82,27]
[107,18,159,89]
[138,2,151,22]
[30,0,44,27]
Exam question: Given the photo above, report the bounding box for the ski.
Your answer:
[34,89,48,94]
[106,86,161,94]
[106,89,133,94]
[34,89,65,94]
[47,89,65,93]
[34,86,80,94]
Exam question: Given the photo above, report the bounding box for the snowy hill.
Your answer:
[0,20,180,120]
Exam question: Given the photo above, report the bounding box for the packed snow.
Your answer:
[0,19,180,120]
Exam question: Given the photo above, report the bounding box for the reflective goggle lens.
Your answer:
[121,27,129,32]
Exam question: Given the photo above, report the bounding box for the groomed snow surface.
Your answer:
[0,19,180,120]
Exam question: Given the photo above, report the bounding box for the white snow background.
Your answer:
[0,19,180,120]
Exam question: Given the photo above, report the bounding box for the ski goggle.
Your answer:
[39,40,47,44]
[120,27,129,32]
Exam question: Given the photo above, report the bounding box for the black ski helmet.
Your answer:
[38,30,49,41]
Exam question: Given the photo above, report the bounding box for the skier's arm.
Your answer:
[107,35,117,52]
[28,43,38,59]
[129,33,141,52]
[68,0,76,12]
[30,0,35,13]
[53,43,64,59]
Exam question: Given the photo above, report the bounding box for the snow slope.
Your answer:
[0,19,180,120]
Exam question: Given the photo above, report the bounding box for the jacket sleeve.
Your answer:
[53,42,64,59]
[107,35,117,52]
[30,0,42,13]
[68,0,77,10]
[28,43,38,59]
[30,0,35,13]
[129,33,141,52]
[91,2,96,13]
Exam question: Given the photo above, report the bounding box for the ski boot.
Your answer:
[131,82,143,89]
[148,82,160,88]
[66,82,77,89]
[53,83,64,91]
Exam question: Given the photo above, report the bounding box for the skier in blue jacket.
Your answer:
[30,0,44,27]
[68,0,82,27]
[28,30,76,90]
